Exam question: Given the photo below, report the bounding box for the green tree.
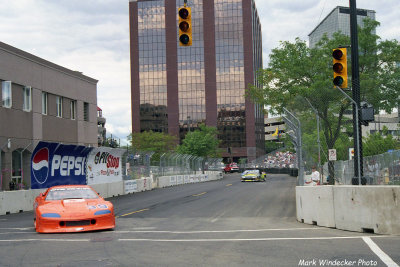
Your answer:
[247,18,400,183]
[177,124,221,158]
[127,131,178,163]
[363,126,400,156]
[265,141,284,154]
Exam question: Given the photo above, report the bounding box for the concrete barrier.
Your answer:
[0,189,45,215]
[296,185,400,235]
[177,175,184,185]
[296,186,335,228]
[158,176,170,188]
[333,186,400,235]
[0,171,223,216]
[124,180,138,194]
[107,181,124,197]
[169,176,177,186]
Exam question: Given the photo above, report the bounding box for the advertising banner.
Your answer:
[31,142,92,189]
[86,147,125,185]
[124,180,138,194]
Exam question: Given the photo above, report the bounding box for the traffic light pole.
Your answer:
[349,0,364,182]
[336,86,362,185]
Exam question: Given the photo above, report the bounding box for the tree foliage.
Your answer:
[247,18,400,158]
[127,131,178,162]
[177,124,221,158]
[363,126,400,156]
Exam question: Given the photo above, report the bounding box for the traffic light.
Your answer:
[178,7,192,46]
[332,48,348,88]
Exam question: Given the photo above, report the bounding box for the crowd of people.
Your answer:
[263,151,297,169]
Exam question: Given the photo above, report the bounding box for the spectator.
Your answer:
[311,166,321,185]
[305,166,320,186]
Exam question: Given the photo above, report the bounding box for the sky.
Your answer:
[0,0,399,145]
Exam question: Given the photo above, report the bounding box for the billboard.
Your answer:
[31,142,92,189]
[86,147,125,185]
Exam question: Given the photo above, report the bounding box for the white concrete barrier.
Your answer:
[91,183,108,198]
[177,175,184,185]
[158,176,170,188]
[0,171,223,216]
[143,177,152,191]
[333,186,400,235]
[169,176,177,186]
[296,186,335,228]
[107,181,124,197]
[296,185,400,235]
[136,179,144,192]
[124,180,138,194]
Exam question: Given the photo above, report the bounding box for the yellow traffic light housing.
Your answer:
[332,48,348,88]
[178,7,192,46]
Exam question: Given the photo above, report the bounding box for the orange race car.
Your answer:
[34,185,115,233]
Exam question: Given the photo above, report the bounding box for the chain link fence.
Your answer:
[267,97,399,186]
[326,149,400,185]
[124,151,223,179]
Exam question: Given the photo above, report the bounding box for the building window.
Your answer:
[1,81,12,108]
[42,92,48,115]
[70,100,76,120]
[83,102,89,121]
[23,86,32,111]
[56,96,63,118]
[11,150,22,185]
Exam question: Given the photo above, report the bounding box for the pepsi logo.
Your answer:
[32,147,49,184]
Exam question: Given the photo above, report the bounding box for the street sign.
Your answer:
[349,148,354,160]
[329,149,337,161]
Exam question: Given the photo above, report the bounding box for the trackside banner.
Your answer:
[31,142,92,189]
[86,147,125,185]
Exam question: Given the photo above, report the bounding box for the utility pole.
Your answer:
[349,0,364,184]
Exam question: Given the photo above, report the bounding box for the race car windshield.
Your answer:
[45,188,99,200]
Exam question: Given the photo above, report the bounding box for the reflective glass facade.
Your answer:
[309,6,376,48]
[130,0,264,160]
[176,0,206,140]
[138,0,168,132]
[215,0,246,148]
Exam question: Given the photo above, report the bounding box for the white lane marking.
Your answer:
[0,239,90,242]
[119,236,382,242]
[210,211,226,223]
[0,232,36,235]
[0,227,34,230]
[362,237,399,267]
[114,227,326,234]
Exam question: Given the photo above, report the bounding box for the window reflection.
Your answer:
[215,0,246,148]
[138,1,168,133]
[176,0,206,137]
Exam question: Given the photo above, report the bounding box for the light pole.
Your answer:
[336,86,361,185]
[283,108,304,185]
[304,98,322,182]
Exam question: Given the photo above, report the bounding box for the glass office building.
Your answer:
[309,6,375,48]
[130,0,264,161]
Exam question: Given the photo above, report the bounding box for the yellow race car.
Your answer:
[241,170,265,182]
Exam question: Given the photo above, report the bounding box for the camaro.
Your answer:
[34,185,115,233]
[241,170,265,182]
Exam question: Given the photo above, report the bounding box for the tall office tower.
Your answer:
[309,6,376,48]
[129,0,264,161]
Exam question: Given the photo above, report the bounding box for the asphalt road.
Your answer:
[0,173,399,267]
